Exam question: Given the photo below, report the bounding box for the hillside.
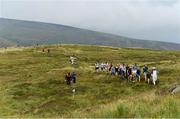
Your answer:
[0,44,179,118]
[0,37,15,47]
[0,18,180,50]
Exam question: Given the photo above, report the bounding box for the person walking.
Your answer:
[65,72,71,85]
[143,65,148,82]
[152,67,157,85]
[71,72,76,83]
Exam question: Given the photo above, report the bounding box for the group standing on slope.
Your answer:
[95,62,158,85]
[64,56,158,85]
[65,72,77,85]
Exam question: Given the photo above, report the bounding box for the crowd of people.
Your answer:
[65,56,158,86]
[95,62,158,85]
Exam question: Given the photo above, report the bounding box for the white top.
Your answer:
[95,63,99,68]
[152,70,157,77]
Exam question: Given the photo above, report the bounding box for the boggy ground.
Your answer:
[0,44,179,118]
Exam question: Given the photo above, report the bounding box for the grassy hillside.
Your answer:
[1,18,180,50]
[0,37,16,47]
[0,44,179,118]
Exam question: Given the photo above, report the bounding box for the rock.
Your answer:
[171,86,180,94]
[168,85,177,93]
[168,84,180,95]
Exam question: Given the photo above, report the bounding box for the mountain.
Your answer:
[0,18,180,50]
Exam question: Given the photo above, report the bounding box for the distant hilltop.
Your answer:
[0,18,180,50]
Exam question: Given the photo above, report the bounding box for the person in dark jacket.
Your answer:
[147,70,152,84]
[136,68,141,82]
[65,72,71,85]
[143,65,148,81]
[71,72,76,83]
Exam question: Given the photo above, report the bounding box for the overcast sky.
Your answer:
[0,0,180,43]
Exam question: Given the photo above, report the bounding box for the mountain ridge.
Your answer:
[0,18,180,50]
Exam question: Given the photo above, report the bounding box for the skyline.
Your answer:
[0,0,180,43]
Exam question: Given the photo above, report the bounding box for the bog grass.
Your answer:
[0,44,179,118]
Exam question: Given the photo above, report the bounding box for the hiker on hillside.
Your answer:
[126,65,129,79]
[47,49,50,53]
[104,63,108,71]
[115,64,119,75]
[122,64,126,78]
[118,64,122,76]
[136,68,141,82]
[71,72,76,83]
[127,66,133,82]
[152,67,157,85]
[109,63,113,72]
[95,62,100,72]
[147,70,152,84]
[100,62,106,71]
[70,56,76,64]
[143,65,148,81]
[65,72,71,85]
[105,62,109,71]
[131,64,137,81]
[110,66,116,75]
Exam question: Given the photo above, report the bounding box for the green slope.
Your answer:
[0,44,179,118]
[0,18,180,50]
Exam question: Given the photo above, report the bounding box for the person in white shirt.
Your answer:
[70,56,76,64]
[95,63,100,72]
[152,67,157,85]
[100,63,104,71]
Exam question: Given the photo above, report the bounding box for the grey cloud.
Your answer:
[0,0,180,43]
